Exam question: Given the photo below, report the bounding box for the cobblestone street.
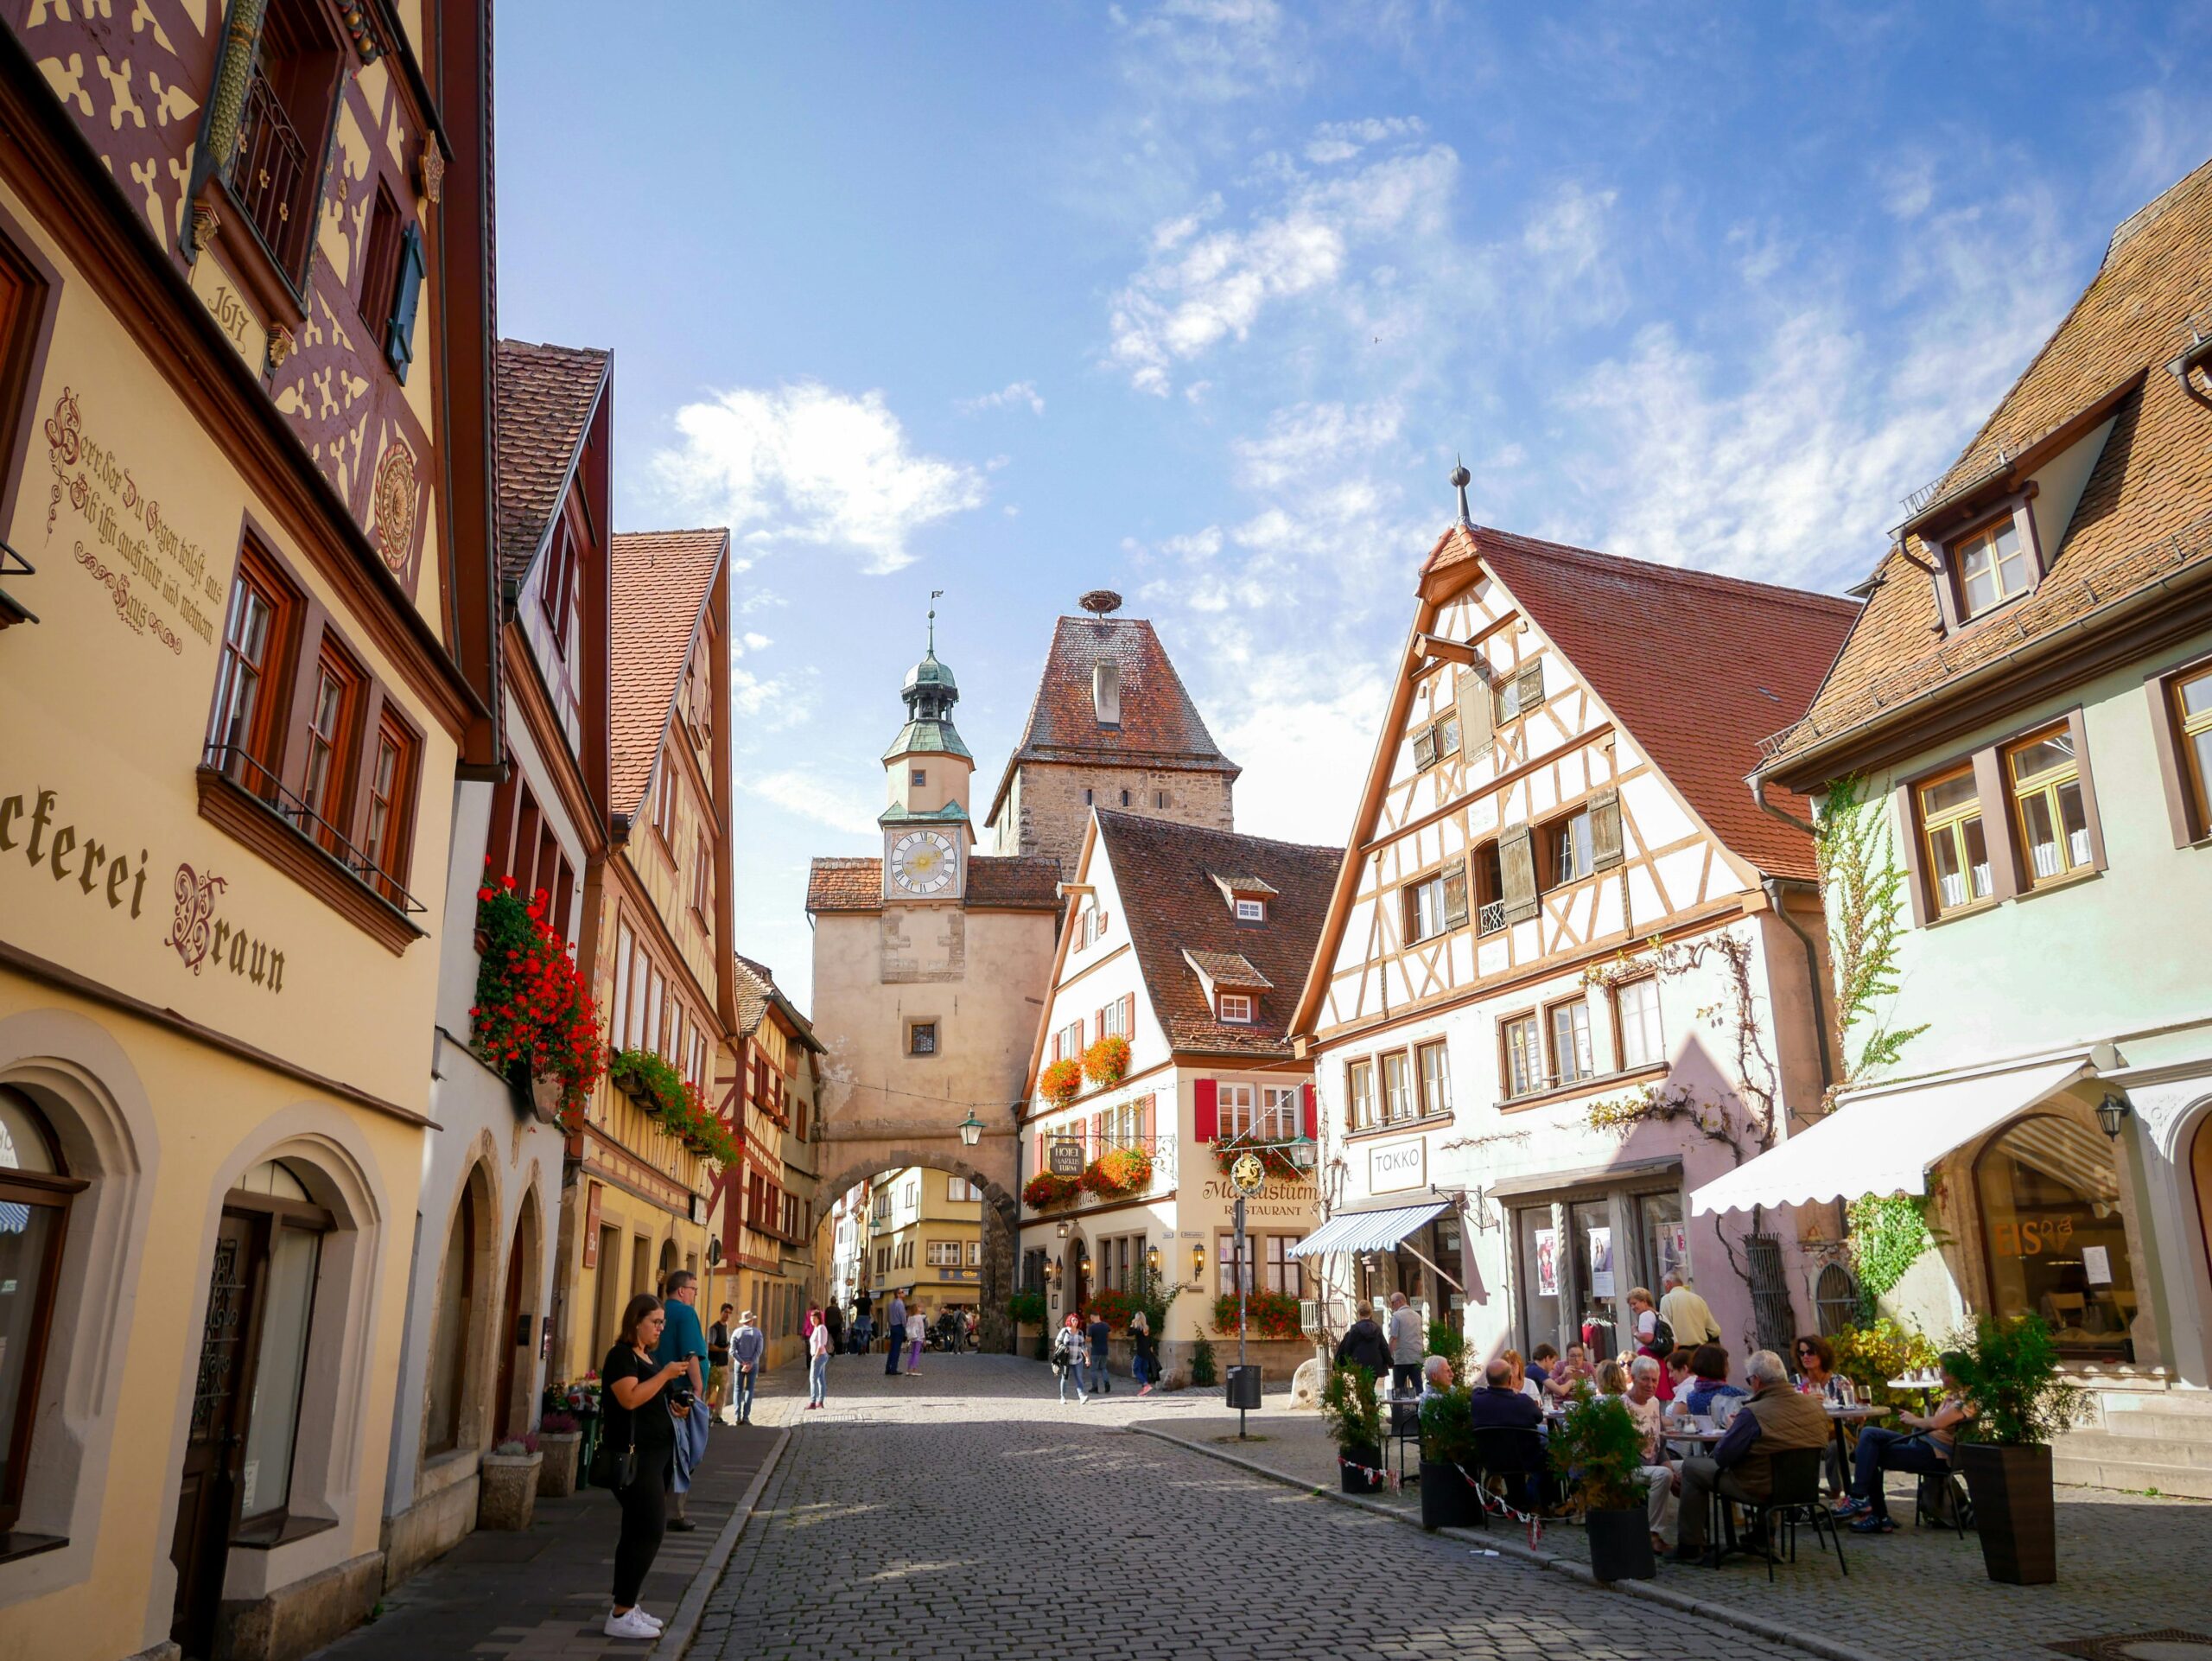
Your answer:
[701,1355,1818,1661]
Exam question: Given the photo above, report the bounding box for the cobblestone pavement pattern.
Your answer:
[705,1354,1819,1661]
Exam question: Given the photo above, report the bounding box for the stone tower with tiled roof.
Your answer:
[982,601,1240,876]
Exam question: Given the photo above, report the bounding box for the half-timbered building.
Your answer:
[1018,811,1337,1382]
[1289,497,1857,1368]
[0,4,498,1656]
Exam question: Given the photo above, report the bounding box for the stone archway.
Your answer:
[814,1146,1021,1353]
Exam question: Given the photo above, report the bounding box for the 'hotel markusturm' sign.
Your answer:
[1048,1138,1084,1176]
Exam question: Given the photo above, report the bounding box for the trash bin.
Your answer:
[1224,1365,1262,1410]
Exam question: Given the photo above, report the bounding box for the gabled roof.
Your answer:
[984,614,1239,830]
[1094,812,1338,1059]
[804,854,1063,915]
[494,340,608,594]
[734,952,823,1053]
[610,529,725,820]
[1762,155,2212,779]
[1423,522,1859,881]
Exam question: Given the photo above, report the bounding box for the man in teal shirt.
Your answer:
[656,1270,709,1530]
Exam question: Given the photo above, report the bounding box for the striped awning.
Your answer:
[1285,1200,1448,1258]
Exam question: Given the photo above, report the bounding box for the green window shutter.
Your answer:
[1500,824,1539,922]
[1456,665,1493,754]
[386,221,425,382]
[1590,787,1624,871]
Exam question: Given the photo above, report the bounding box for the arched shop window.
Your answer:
[0,1086,83,1531]
[1974,1114,2138,1361]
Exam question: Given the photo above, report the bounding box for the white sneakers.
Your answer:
[604,1606,663,1639]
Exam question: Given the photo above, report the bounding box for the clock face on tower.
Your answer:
[888,829,958,897]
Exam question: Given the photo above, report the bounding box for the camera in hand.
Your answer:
[667,1380,695,1411]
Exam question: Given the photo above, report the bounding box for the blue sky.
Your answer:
[494,1,2212,1005]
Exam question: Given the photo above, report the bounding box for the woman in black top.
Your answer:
[601,1294,690,1641]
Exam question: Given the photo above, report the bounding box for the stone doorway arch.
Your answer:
[814,1147,1020,1352]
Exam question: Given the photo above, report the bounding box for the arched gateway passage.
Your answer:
[813,1142,1020,1352]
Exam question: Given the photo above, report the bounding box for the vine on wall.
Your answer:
[1845,1192,1942,1317]
[1815,776,1927,1098]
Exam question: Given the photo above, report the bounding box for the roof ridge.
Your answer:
[1094,808,1338,861]
[1468,522,1862,613]
[2104,152,2212,264]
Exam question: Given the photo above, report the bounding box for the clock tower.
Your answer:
[880,607,973,904]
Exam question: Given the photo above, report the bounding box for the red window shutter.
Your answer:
[1194,1079,1217,1142]
[1121,992,1135,1037]
[1090,1111,1103,1155]
[1302,1079,1319,1140]
[1050,1032,1061,1064]
[1093,1009,1104,1045]
[1140,1092,1155,1145]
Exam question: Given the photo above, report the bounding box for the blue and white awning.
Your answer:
[1285,1200,1449,1258]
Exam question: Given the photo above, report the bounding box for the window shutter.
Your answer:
[1121,992,1135,1038]
[1442,860,1469,927]
[1140,1092,1155,1145]
[1089,1111,1103,1156]
[1093,1009,1105,1045]
[1050,1030,1061,1064]
[1589,787,1624,871]
[1413,726,1438,769]
[386,221,425,381]
[1455,665,1493,754]
[1500,824,1540,922]
[1301,1080,1319,1140]
[1515,659,1544,712]
[1194,1079,1218,1142]
[1034,1130,1046,1172]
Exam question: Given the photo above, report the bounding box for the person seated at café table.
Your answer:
[1614,1357,1677,1554]
[1543,1342,1596,1403]
[1671,1348,1831,1562]
[1500,1348,1545,1404]
[1683,1344,1747,1419]
[1526,1343,1557,1391]
[1794,1333,1851,1496]
[1468,1357,1546,1511]
[1834,1354,1975,1534]
[1417,1352,1454,1406]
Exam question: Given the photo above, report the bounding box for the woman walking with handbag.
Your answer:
[1129,1311,1159,1397]
[1051,1312,1088,1404]
[806,1306,832,1410]
[599,1294,690,1640]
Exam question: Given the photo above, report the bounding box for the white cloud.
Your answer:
[1305,116,1426,166]
[1107,140,1459,393]
[959,379,1046,416]
[1112,0,1307,105]
[1231,398,1403,490]
[730,662,814,732]
[740,767,880,837]
[1214,668,1393,852]
[652,381,987,575]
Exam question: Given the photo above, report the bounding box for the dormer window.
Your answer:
[1218,992,1254,1023]
[1094,660,1121,726]
[1235,897,1265,923]
[1957,516,2031,617]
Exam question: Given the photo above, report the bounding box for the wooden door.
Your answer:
[494,1225,525,1441]
[171,1214,263,1658]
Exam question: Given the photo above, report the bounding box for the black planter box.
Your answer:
[1586,1507,1656,1581]
[1340,1443,1386,1493]
[1960,1442,2056,1584]
[1419,1460,1478,1530]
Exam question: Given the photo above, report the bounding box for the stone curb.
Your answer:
[652,1428,791,1661]
[1128,1424,1886,1661]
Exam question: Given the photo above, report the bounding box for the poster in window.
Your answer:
[1534,1227,1558,1297]
[2082,1244,2112,1286]
[1588,1226,1615,1297]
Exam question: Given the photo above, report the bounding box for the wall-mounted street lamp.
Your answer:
[1146,1244,1160,1275]
[1192,1241,1207,1280]
[958,1109,983,1147]
[1080,1255,1093,1279]
[1056,1220,1071,1239]
[2096,1093,2133,1141]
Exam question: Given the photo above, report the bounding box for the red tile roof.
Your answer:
[494,340,607,592]
[1424,522,1859,881]
[1763,156,2212,778]
[804,854,1063,914]
[610,530,725,819]
[984,614,1238,830]
[1097,811,1340,1058]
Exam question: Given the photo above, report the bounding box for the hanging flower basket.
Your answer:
[469,872,604,1127]
[1024,1171,1080,1209]
[1082,1033,1131,1087]
[1039,1058,1084,1105]
[1081,1145,1153,1197]
[607,1047,741,1165]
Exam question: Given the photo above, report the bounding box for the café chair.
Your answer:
[1730,1447,1847,1582]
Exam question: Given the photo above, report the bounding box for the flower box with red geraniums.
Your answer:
[1039,1058,1084,1106]
[1088,1287,1139,1331]
[470,873,604,1126]
[1082,1033,1131,1088]
[1213,1291,1302,1339]
[1080,1145,1152,1198]
[1024,1172,1079,1209]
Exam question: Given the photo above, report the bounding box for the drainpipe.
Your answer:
[1751,778,1835,1099]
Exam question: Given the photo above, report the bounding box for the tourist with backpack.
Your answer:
[1627,1285,1676,1399]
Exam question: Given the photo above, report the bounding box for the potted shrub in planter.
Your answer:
[1548,1390,1655,1581]
[1322,1364,1385,1494]
[1418,1383,1479,1530]
[537,1412,582,1497]
[1949,1314,2088,1585]
[479,1436,543,1531]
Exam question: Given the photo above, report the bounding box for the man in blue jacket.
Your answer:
[656,1270,710,1531]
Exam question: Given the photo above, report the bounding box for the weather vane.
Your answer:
[928,588,944,651]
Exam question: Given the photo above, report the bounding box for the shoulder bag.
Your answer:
[589,1358,640,1490]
